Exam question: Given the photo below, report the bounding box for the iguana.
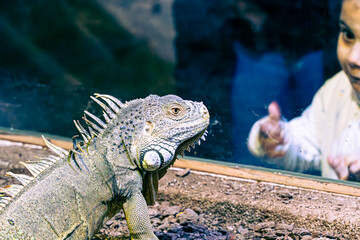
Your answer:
[0,94,209,240]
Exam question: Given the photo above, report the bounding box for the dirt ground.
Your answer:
[0,140,359,239]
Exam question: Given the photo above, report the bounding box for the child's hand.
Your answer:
[259,101,286,158]
[327,155,360,180]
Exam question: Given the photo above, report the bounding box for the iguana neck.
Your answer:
[96,123,139,172]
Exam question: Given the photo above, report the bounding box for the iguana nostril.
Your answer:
[201,106,209,119]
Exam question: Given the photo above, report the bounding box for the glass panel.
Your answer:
[1,0,359,184]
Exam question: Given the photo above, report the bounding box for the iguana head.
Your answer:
[131,94,210,172]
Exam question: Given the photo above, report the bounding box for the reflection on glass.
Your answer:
[248,0,360,182]
[230,0,332,170]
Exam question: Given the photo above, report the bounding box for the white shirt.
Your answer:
[247,71,360,179]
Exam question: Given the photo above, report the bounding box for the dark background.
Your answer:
[0,0,342,168]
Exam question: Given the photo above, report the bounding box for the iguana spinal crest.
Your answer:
[0,93,210,240]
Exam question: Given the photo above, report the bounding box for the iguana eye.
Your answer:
[171,107,181,115]
[167,103,186,118]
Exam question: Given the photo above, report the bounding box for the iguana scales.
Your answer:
[0,94,210,240]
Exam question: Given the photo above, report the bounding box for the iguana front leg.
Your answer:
[122,192,158,240]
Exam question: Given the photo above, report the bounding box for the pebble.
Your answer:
[177,208,199,224]
[162,205,181,217]
[277,190,294,200]
[148,207,161,218]
[0,159,9,168]
[254,221,275,231]
[175,168,191,177]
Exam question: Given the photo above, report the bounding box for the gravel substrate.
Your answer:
[94,201,233,240]
[1,141,360,239]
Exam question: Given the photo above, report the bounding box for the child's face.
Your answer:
[337,0,360,93]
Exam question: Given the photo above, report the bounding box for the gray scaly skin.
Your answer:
[0,94,210,240]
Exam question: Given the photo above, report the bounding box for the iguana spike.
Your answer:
[0,196,11,201]
[47,155,61,163]
[88,126,97,137]
[5,172,34,186]
[0,184,23,198]
[103,111,110,123]
[99,97,120,113]
[0,198,10,207]
[42,136,68,158]
[94,94,121,113]
[39,156,58,163]
[20,162,45,177]
[0,196,11,205]
[82,115,104,134]
[94,93,124,108]
[73,120,90,142]
[76,144,87,156]
[84,111,107,128]
[30,161,52,168]
[91,96,117,119]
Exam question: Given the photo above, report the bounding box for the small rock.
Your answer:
[177,209,199,224]
[182,222,208,233]
[275,223,294,232]
[237,225,249,234]
[113,212,125,220]
[159,201,171,208]
[274,230,288,236]
[148,207,161,218]
[300,235,313,240]
[192,206,202,214]
[0,159,9,168]
[151,217,162,226]
[226,232,236,240]
[254,221,275,232]
[162,205,181,217]
[277,190,293,200]
[175,168,190,177]
[158,218,171,230]
[105,219,117,226]
[293,228,310,236]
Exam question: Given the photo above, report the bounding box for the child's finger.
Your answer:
[347,155,360,174]
[268,101,281,121]
[266,149,286,158]
[327,155,339,168]
[328,156,349,180]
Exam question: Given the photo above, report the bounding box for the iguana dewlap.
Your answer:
[0,94,209,240]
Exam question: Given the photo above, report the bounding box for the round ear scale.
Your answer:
[141,150,163,171]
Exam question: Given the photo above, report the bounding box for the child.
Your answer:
[247,0,360,180]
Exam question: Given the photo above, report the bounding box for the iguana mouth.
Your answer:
[175,129,208,158]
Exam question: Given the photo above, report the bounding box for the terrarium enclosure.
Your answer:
[0,0,360,239]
